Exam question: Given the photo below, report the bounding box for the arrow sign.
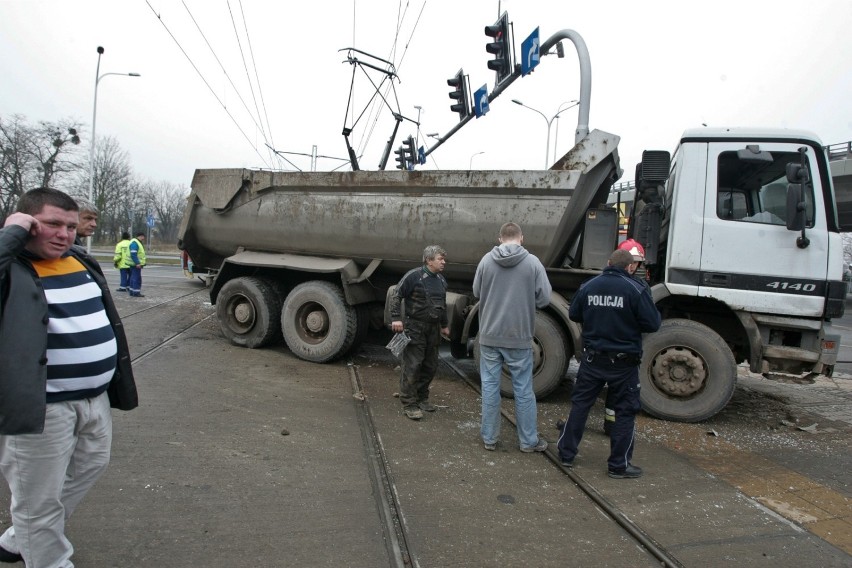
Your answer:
[521,27,540,76]
[474,84,490,118]
[418,146,426,165]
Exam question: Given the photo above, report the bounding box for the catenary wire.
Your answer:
[238,0,279,169]
[226,1,274,167]
[145,1,272,169]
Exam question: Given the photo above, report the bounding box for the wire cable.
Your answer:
[146,1,271,169]
[238,0,278,169]
[226,1,273,166]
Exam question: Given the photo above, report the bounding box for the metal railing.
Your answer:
[826,141,852,162]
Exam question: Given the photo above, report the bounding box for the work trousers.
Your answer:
[557,358,641,471]
[399,319,441,407]
[0,392,112,568]
[118,267,131,290]
[128,266,143,296]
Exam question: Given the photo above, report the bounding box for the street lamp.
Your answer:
[553,100,580,163]
[512,99,579,169]
[469,151,485,169]
[426,132,440,140]
[87,45,140,251]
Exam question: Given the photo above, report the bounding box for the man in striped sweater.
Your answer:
[0,188,137,567]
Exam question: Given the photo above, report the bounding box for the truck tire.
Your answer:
[281,281,357,363]
[639,319,737,422]
[216,277,281,348]
[473,311,568,400]
[345,304,371,356]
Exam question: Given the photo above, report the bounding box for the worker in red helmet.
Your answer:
[617,238,645,263]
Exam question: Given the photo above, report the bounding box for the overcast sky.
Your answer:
[1,0,851,187]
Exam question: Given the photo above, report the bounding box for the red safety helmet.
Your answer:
[618,239,645,262]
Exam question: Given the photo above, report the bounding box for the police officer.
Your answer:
[389,245,449,420]
[557,248,661,478]
[602,238,649,435]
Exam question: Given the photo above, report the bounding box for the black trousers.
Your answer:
[399,319,441,407]
[557,358,641,471]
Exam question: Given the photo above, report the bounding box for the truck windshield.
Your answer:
[716,150,815,227]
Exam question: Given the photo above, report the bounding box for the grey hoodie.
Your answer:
[472,243,552,349]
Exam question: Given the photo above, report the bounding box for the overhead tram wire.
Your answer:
[352,0,411,157]
[238,0,278,169]
[353,0,427,159]
[227,1,275,168]
[146,1,271,169]
[179,0,279,168]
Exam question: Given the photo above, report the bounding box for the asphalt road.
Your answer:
[0,264,849,567]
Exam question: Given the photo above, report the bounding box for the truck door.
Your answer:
[698,142,829,317]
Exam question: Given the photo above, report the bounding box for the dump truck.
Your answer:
[178,125,845,423]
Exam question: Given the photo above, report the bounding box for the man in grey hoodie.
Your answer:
[473,222,552,452]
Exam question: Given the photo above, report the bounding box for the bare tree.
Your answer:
[136,179,189,247]
[0,115,84,218]
[0,115,37,218]
[73,135,134,243]
[32,120,83,188]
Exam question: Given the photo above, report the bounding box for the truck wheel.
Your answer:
[281,281,357,363]
[639,319,737,422]
[473,311,568,400]
[216,277,281,348]
[345,304,371,356]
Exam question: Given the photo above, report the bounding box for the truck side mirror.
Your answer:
[785,183,806,231]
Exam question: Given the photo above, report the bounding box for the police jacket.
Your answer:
[569,265,661,355]
[389,266,448,327]
[0,225,138,435]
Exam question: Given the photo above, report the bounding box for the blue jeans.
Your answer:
[479,345,539,448]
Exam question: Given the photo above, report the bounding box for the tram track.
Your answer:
[346,348,685,568]
[119,287,214,364]
[119,287,209,319]
[439,357,685,568]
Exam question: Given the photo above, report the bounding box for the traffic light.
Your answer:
[447,69,469,121]
[404,136,417,168]
[394,147,406,170]
[484,12,511,85]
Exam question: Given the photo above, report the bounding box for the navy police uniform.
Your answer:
[557,264,660,474]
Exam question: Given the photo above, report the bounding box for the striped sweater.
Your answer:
[33,255,118,402]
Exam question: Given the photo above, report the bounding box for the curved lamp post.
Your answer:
[512,99,578,169]
[469,151,485,169]
[87,46,140,251]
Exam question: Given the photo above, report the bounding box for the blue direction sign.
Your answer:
[146,214,155,228]
[418,146,426,165]
[521,27,540,76]
[474,84,490,118]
